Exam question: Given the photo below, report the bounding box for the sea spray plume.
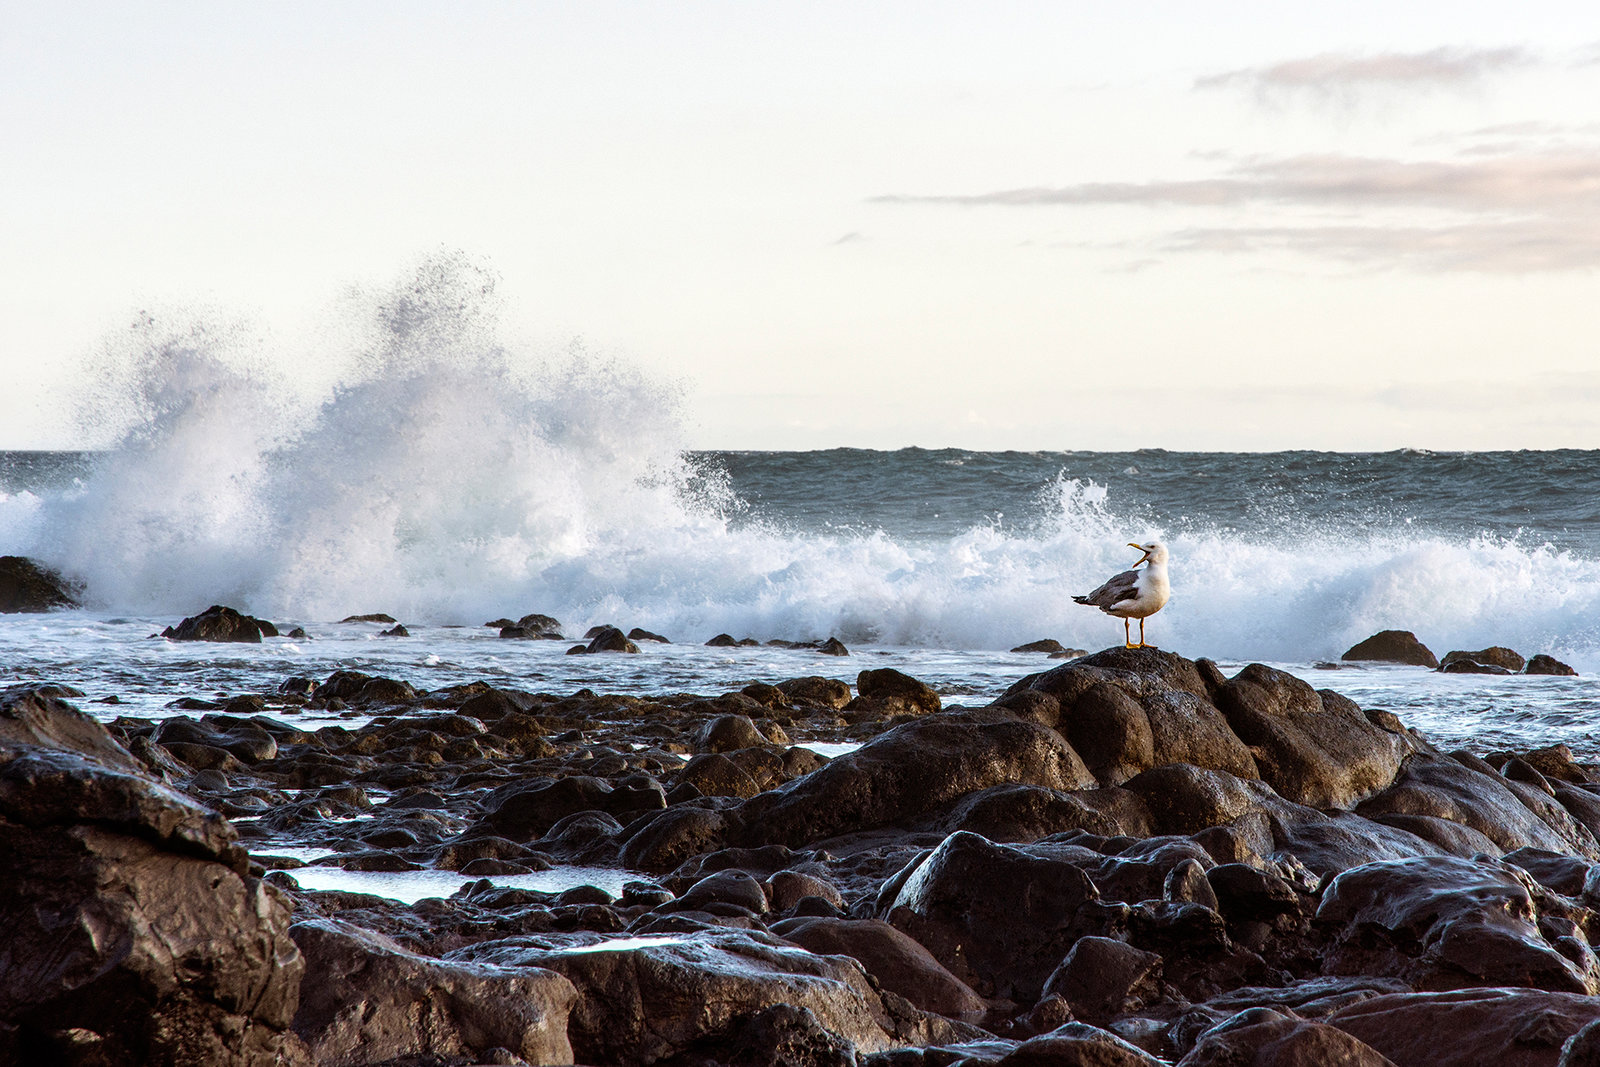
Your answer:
[38,313,284,609]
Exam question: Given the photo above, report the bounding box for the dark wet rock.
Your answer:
[768,869,845,911]
[290,917,576,1066]
[707,633,742,647]
[778,676,854,709]
[1342,630,1439,668]
[1564,1019,1600,1067]
[881,831,1115,1001]
[341,612,396,623]
[473,774,666,840]
[378,623,410,637]
[997,1022,1167,1066]
[1328,987,1600,1067]
[0,555,79,612]
[1041,936,1163,1025]
[1,701,307,1066]
[1121,764,1271,837]
[732,714,1094,850]
[162,603,274,643]
[819,637,850,656]
[313,670,418,707]
[621,806,732,873]
[450,928,975,1065]
[1178,1009,1397,1067]
[1207,863,1302,926]
[629,626,671,643]
[586,625,640,653]
[665,1002,859,1067]
[675,752,764,799]
[1356,755,1600,859]
[1013,639,1068,654]
[1529,654,1580,676]
[1214,664,1407,809]
[677,869,769,914]
[698,714,769,753]
[1051,682,1155,786]
[774,917,989,1017]
[933,782,1134,842]
[856,668,941,715]
[1316,854,1597,993]
[1442,645,1526,672]
[1441,658,1513,674]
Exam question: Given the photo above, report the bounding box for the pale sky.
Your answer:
[4,2,1600,450]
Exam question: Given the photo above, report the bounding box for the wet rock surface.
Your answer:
[10,647,1600,1064]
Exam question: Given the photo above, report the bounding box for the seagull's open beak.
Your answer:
[1128,542,1151,565]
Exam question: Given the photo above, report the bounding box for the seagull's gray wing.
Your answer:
[1073,568,1141,610]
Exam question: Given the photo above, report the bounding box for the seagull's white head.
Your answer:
[1128,540,1168,567]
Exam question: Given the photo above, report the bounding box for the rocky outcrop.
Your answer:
[1343,630,1440,668]
[0,688,306,1066]
[162,603,277,642]
[290,918,576,1066]
[0,555,79,612]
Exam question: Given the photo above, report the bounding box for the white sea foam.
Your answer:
[7,257,1599,674]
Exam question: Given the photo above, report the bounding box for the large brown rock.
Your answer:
[773,917,989,1017]
[452,928,970,1065]
[1328,988,1600,1067]
[1215,665,1407,809]
[998,1021,1168,1066]
[290,918,576,1066]
[1316,855,1598,994]
[0,555,78,612]
[1356,756,1600,859]
[162,604,273,642]
[1178,1009,1397,1066]
[0,692,306,1066]
[1442,646,1526,672]
[1342,631,1439,668]
[880,831,1114,1001]
[855,668,941,715]
[730,712,1094,849]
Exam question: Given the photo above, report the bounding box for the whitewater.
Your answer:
[1,260,1596,754]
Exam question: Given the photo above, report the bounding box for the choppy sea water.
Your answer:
[1,263,1596,759]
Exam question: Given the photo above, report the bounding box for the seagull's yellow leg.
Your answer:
[1137,617,1147,649]
[1123,617,1134,649]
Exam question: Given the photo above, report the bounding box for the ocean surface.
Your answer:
[3,435,1598,758]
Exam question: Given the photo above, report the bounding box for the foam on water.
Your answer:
[5,256,1599,675]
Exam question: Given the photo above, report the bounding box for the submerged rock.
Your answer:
[1442,646,1526,672]
[1528,654,1579,677]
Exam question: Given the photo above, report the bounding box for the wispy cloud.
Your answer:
[874,149,1600,272]
[1196,47,1535,102]
[876,152,1600,213]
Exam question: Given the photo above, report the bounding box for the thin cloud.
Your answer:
[1196,46,1535,99]
[874,150,1600,272]
[877,152,1600,213]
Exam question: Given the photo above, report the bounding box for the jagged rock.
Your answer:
[777,676,853,709]
[773,917,989,1017]
[1528,655,1579,677]
[1013,639,1068,654]
[629,627,671,643]
[881,831,1115,1001]
[313,670,417,706]
[997,1022,1167,1066]
[1342,631,1439,668]
[1328,988,1600,1067]
[290,918,576,1066]
[856,668,941,715]
[1041,936,1164,1025]
[449,928,973,1065]
[1214,664,1407,809]
[0,555,79,612]
[1442,646,1526,672]
[732,713,1094,850]
[1178,1008,1397,1067]
[162,604,274,643]
[818,637,850,656]
[0,691,306,1066]
[1316,854,1598,993]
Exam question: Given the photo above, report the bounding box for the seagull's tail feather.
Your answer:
[1071,595,1090,605]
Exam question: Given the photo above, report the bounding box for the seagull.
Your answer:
[1073,541,1171,649]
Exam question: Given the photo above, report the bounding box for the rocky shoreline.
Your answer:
[6,642,1600,1066]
